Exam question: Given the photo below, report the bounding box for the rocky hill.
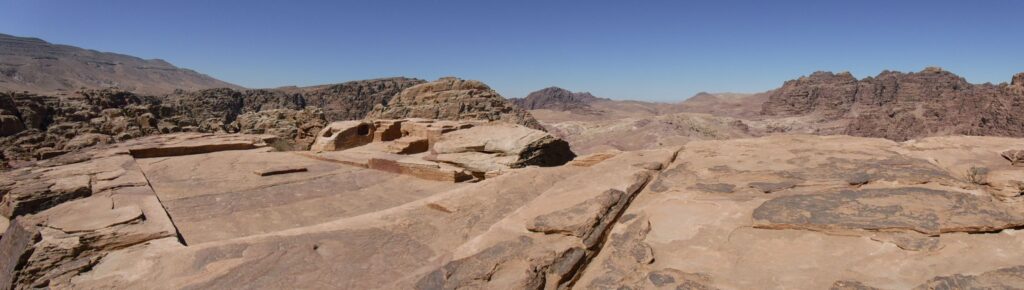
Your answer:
[0,33,240,95]
[762,68,1024,140]
[367,77,544,130]
[509,86,606,112]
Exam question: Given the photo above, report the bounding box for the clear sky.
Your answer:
[2,0,1022,101]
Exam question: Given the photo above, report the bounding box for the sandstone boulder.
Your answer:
[430,123,576,171]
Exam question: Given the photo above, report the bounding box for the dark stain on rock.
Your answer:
[753,187,1024,236]
[690,183,735,194]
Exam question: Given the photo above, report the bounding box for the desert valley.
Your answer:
[2,15,1024,290]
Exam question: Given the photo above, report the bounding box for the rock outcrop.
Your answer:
[367,77,545,130]
[308,118,575,181]
[510,87,605,112]
[761,68,1024,140]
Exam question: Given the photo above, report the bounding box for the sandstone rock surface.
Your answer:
[3,133,1023,289]
[577,135,1024,289]
[0,133,275,288]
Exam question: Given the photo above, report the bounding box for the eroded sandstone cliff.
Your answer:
[762,68,1024,140]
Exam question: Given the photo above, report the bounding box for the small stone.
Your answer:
[1001,149,1024,166]
[846,172,871,186]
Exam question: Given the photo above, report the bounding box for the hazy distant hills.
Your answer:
[677,91,771,119]
[0,33,240,95]
[525,68,1024,154]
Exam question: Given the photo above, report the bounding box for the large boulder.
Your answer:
[367,77,545,130]
[430,123,575,171]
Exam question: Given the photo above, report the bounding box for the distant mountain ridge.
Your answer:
[0,33,240,95]
[510,87,607,111]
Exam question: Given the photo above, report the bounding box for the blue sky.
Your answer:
[2,0,1022,101]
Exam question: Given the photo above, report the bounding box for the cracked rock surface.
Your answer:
[4,133,1024,289]
[577,135,1024,289]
